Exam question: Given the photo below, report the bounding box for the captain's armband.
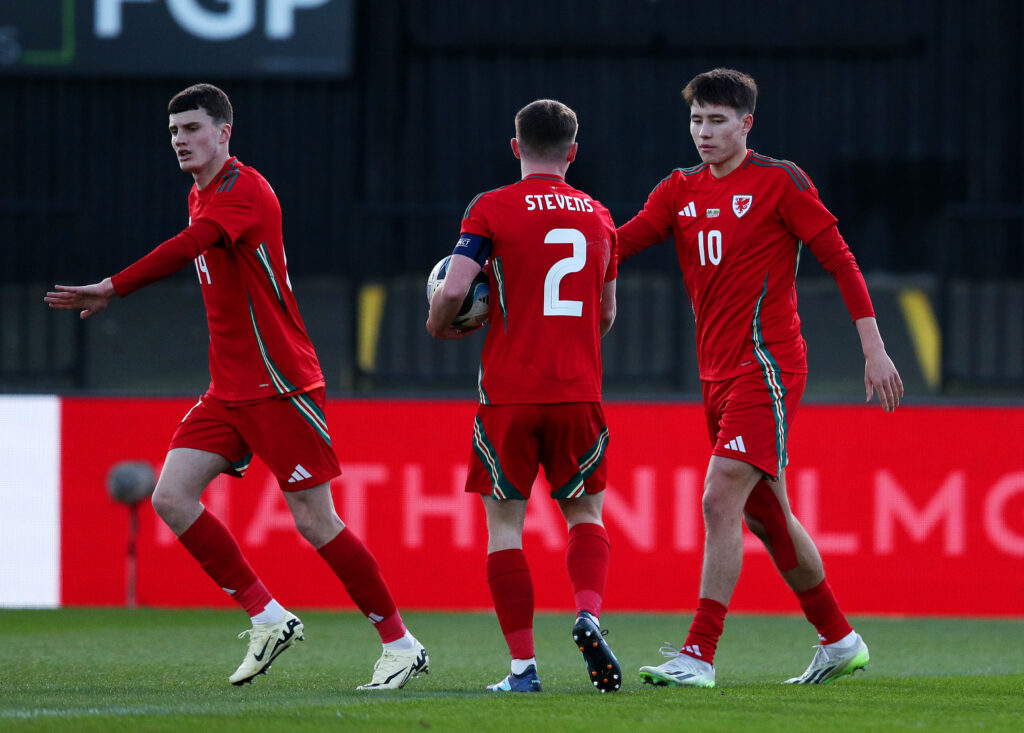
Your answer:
[453,233,491,266]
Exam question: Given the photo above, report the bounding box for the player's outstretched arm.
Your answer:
[44,278,117,319]
[855,316,904,412]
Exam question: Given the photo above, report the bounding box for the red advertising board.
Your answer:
[60,398,1024,616]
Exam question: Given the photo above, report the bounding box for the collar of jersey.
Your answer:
[196,156,240,196]
[523,173,565,182]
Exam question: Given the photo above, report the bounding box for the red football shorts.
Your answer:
[465,402,609,500]
[702,370,807,481]
[168,388,341,491]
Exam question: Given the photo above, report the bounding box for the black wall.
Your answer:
[4,0,1021,285]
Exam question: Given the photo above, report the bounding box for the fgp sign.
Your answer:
[2,0,355,77]
[96,0,331,41]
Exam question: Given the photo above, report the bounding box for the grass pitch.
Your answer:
[1,609,1021,731]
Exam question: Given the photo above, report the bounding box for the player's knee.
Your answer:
[150,485,180,523]
[707,458,753,488]
[292,511,341,548]
[486,518,525,553]
[701,488,741,527]
[559,500,602,528]
[290,512,318,543]
[743,511,769,542]
[743,498,774,534]
[745,481,788,527]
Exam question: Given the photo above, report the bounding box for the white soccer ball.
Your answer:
[427,256,490,328]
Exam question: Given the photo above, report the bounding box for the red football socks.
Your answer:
[486,549,535,660]
[681,597,728,664]
[317,528,405,643]
[566,523,610,618]
[177,509,272,616]
[796,579,854,644]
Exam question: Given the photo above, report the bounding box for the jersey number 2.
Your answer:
[543,228,585,317]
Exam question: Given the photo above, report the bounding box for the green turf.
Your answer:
[1,609,1021,731]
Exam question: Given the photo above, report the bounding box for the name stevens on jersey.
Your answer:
[524,194,594,212]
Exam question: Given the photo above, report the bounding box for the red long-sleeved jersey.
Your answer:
[618,150,873,381]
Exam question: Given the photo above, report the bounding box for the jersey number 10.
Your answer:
[698,229,723,266]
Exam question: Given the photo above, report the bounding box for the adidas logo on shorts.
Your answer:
[723,436,747,453]
[287,464,313,483]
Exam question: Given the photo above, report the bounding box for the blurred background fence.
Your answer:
[2,0,1021,399]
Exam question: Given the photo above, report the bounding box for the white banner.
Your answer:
[0,396,60,607]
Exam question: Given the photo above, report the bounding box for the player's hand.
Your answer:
[864,349,903,412]
[425,319,482,340]
[44,279,116,319]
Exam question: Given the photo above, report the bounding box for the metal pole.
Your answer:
[126,503,138,608]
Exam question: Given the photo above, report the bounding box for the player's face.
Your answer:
[689,102,752,172]
[168,108,229,178]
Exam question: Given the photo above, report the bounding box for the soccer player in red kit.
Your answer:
[45,83,427,690]
[427,99,621,693]
[618,69,904,688]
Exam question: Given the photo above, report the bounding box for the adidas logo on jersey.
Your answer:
[287,464,313,483]
[723,436,747,453]
[677,201,697,217]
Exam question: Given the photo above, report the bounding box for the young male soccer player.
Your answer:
[427,99,621,693]
[45,83,427,691]
[617,69,904,687]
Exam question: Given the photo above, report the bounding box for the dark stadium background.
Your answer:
[2,0,1021,397]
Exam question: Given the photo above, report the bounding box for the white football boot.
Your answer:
[229,611,305,685]
[639,645,716,688]
[356,640,429,690]
[785,631,869,684]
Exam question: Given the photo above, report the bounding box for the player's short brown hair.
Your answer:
[514,99,578,161]
[682,68,758,117]
[168,83,234,125]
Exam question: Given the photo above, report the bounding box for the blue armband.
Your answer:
[453,233,491,266]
